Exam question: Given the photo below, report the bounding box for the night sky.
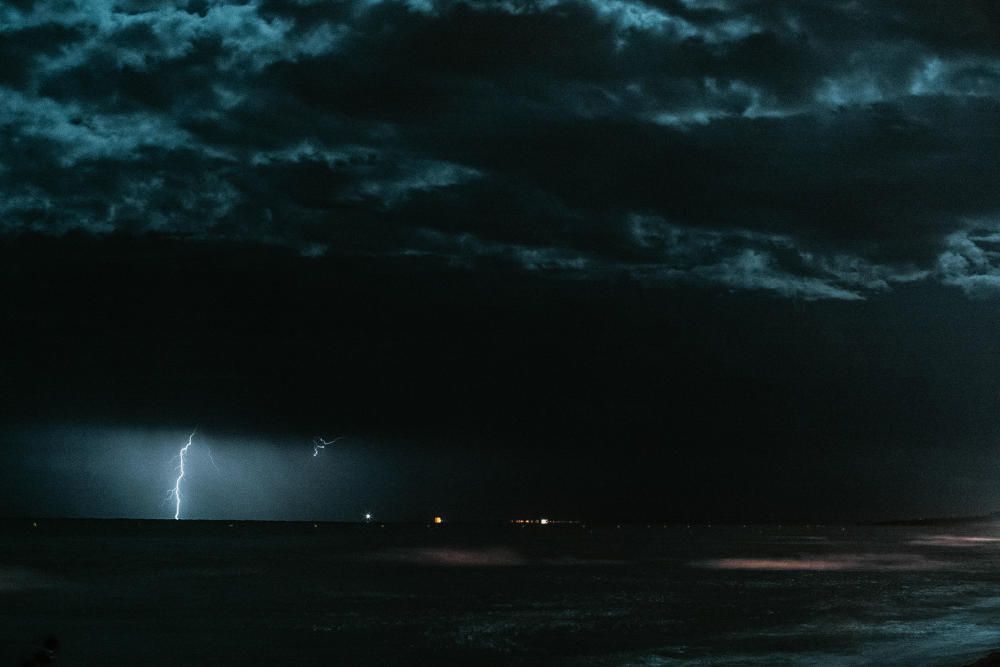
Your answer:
[2,0,1000,522]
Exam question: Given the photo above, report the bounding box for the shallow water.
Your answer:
[2,520,1000,665]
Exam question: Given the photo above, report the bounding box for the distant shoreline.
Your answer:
[3,515,1000,529]
[873,511,1000,527]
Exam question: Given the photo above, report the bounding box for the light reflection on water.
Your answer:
[4,522,1000,665]
[655,525,1000,665]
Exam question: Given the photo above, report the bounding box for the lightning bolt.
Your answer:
[312,436,345,457]
[169,430,196,520]
[205,445,221,473]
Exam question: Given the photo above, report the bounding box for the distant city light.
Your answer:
[540,518,549,525]
[365,513,372,521]
[433,516,443,524]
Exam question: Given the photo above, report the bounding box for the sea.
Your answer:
[2,519,1000,665]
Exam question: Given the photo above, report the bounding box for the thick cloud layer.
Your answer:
[2,0,999,298]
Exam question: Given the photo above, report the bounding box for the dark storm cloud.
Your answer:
[2,0,999,298]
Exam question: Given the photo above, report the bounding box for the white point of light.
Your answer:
[540,518,549,525]
[365,513,372,521]
[312,435,345,457]
[170,430,196,521]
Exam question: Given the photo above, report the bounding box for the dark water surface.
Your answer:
[2,520,1000,665]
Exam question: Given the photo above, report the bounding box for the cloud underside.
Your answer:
[2,0,1000,299]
